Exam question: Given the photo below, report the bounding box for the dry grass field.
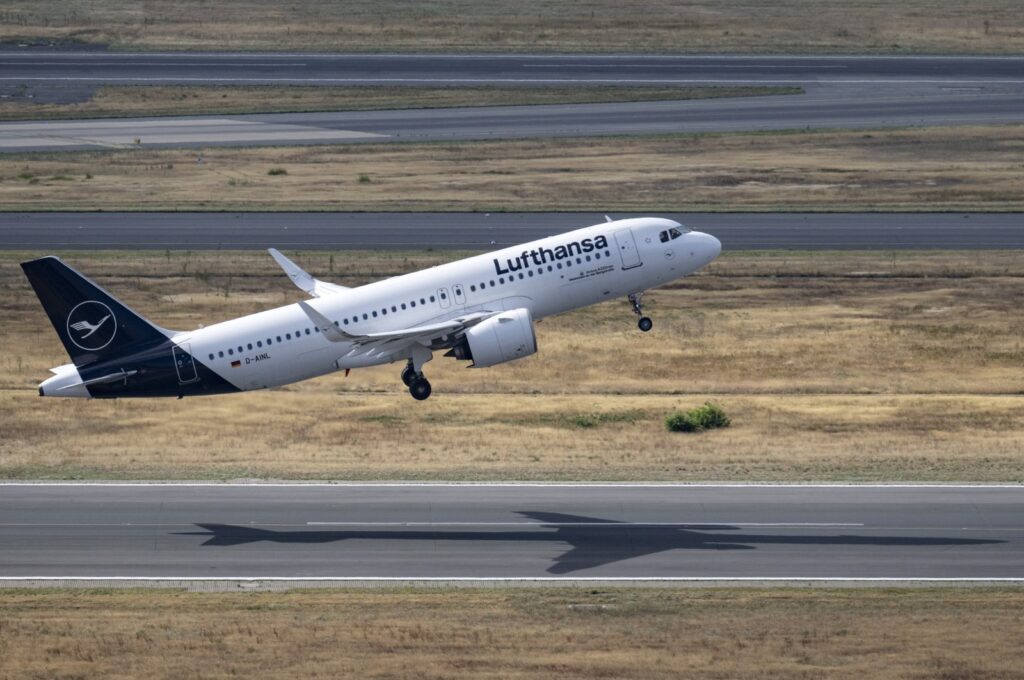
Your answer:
[2,0,1022,53]
[1,588,1022,678]
[2,249,1023,481]
[0,85,798,121]
[1,125,1022,212]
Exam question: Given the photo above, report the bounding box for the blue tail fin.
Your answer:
[21,256,172,367]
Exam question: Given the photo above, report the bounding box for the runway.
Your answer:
[4,53,1024,90]
[0,484,1020,582]
[3,211,1022,251]
[2,53,1023,151]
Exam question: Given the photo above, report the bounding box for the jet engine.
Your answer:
[447,307,537,368]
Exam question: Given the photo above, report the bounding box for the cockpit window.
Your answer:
[659,230,670,243]
[669,227,683,240]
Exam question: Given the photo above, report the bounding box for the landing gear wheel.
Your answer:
[628,292,652,332]
[409,377,432,401]
[401,363,416,387]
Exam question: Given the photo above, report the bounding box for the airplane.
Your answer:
[21,216,720,401]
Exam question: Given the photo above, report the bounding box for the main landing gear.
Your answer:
[403,348,434,400]
[629,292,653,332]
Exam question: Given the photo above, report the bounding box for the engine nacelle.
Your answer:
[455,307,537,368]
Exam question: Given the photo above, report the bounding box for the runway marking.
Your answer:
[3,77,1024,85]
[0,62,304,67]
[1,482,1020,488]
[5,52,1024,61]
[1,576,1022,582]
[301,522,864,528]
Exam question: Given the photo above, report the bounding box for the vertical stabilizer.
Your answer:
[21,256,172,367]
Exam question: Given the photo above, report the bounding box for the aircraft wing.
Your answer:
[269,248,349,298]
[298,300,493,352]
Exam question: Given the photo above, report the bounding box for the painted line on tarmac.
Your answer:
[0,576,1022,582]
[5,77,1024,85]
[304,521,866,527]
[4,481,1019,485]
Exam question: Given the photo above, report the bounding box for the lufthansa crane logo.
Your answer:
[66,301,116,351]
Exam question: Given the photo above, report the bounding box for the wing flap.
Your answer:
[297,301,494,354]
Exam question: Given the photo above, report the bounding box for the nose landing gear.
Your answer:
[629,292,653,332]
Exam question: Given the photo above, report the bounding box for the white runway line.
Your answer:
[3,77,1024,85]
[4,481,1019,485]
[1,576,1022,582]
[304,522,866,527]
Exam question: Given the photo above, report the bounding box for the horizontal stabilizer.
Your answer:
[269,248,348,298]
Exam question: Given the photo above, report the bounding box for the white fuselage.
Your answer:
[170,217,720,392]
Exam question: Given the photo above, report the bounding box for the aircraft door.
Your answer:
[613,228,643,270]
[452,283,466,306]
[172,343,199,384]
[437,287,451,308]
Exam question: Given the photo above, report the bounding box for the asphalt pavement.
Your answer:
[1,53,1022,151]
[0,484,1019,581]
[2,212,1021,250]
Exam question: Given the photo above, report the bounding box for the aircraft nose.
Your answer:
[693,231,721,262]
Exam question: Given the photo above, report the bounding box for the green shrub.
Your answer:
[358,174,371,183]
[665,412,700,432]
[267,167,288,176]
[665,402,731,433]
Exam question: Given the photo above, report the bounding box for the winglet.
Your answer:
[269,248,348,298]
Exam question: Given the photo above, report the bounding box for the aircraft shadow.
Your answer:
[176,511,1006,574]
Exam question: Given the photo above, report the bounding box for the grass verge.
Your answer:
[2,0,1022,53]
[1,125,1022,211]
[0,85,801,121]
[2,249,1023,481]
[1,589,1022,678]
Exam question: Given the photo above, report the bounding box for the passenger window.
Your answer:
[247,343,253,350]
[401,303,407,310]
[343,319,349,325]
[392,306,397,312]
[266,339,272,346]
[499,277,505,284]
[490,280,496,286]
[605,250,611,257]
[257,341,262,347]
[528,270,533,277]
[362,313,368,320]
[440,292,447,300]
[429,296,436,303]
[372,311,378,318]
[208,353,214,360]
[470,285,476,292]
[595,253,601,260]
[518,273,524,279]
[277,336,282,342]
[237,346,243,353]
[286,334,291,340]
[420,298,426,305]
[585,255,591,262]
[305,328,311,335]
[228,348,234,356]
